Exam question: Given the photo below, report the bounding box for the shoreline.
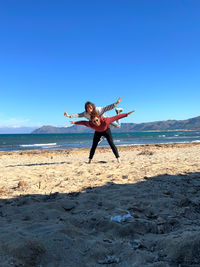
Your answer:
[0,141,200,155]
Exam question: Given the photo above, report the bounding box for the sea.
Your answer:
[0,131,200,152]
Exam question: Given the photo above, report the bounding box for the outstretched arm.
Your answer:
[70,120,92,128]
[107,110,135,125]
[64,110,85,118]
[98,97,122,116]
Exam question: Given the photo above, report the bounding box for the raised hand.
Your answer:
[64,111,71,118]
[127,110,135,116]
[116,97,122,105]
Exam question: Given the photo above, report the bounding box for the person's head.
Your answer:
[85,101,96,114]
[91,114,101,126]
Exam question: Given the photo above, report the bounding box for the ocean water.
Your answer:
[0,131,200,152]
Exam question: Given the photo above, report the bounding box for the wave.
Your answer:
[20,143,57,147]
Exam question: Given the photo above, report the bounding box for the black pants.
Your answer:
[89,128,119,159]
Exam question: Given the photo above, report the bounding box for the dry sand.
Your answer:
[0,143,200,266]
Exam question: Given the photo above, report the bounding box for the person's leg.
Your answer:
[115,108,123,127]
[104,128,120,162]
[89,131,102,163]
[115,107,123,114]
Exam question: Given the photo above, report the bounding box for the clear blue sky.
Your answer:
[0,0,200,129]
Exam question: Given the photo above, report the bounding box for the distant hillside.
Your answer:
[32,116,200,134]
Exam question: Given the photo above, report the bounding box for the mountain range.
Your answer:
[32,116,200,134]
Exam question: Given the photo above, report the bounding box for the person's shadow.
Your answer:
[1,172,200,266]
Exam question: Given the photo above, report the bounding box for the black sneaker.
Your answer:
[115,108,123,115]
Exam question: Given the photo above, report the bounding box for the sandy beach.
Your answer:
[0,143,200,266]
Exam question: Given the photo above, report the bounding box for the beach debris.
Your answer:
[110,212,132,223]
[17,181,28,188]
[98,255,120,264]
[0,187,7,193]
[138,150,154,156]
[38,181,42,189]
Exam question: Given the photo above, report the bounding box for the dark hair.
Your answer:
[91,114,100,121]
[85,101,98,117]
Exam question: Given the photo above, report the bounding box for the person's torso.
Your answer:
[89,118,109,132]
[84,107,107,120]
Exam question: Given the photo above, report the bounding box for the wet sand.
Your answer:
[0,143,200,266]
